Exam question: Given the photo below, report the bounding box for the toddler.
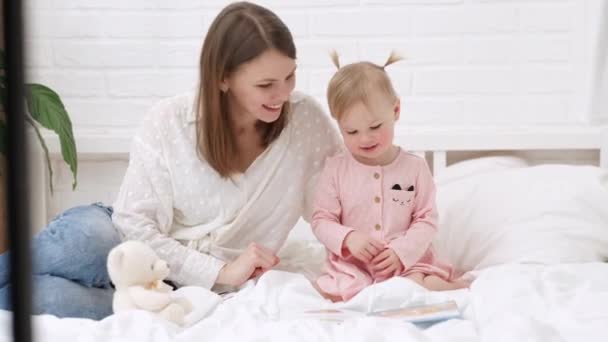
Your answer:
[312,52,469,302]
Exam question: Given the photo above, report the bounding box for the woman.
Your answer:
[0,1,341,320]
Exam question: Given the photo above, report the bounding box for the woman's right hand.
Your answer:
[343,231,384,263]
[215,242,280,287]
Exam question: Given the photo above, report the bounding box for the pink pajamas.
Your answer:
[312,150,455,300]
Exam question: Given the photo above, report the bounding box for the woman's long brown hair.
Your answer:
[197,2,296,177]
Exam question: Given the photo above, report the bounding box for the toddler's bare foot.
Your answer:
[452,277,473,289]
[441,278,471,290]
[311,281,343,302]
[406,273,471,291]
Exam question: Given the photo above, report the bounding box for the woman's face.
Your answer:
[222,49,297,124]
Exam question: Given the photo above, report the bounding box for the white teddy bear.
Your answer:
[107,240,193,325]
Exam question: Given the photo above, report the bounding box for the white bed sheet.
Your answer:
[1,241,607,342]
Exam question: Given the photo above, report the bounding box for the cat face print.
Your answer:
[390,183,414,206]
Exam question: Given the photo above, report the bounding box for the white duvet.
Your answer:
[3,161,607,341]
[1,241,607,342]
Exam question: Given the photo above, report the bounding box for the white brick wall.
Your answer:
[22,0,605,225]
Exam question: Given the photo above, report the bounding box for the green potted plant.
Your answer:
[0,49,78,252]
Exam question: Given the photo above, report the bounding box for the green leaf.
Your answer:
[24,83,78,190]
[25,116,54,194]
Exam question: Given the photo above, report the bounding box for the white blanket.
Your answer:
[1,247,607,342]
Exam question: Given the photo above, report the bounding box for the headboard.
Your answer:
[43,125,608,172]
[33,124,607,237]
[391,125,608,175]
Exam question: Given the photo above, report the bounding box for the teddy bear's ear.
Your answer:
[107,247,125,271]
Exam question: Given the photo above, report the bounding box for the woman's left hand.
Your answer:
[370,248,404,278]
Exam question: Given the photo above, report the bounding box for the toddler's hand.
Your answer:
[371,248,404,278]
[343,231,384,263]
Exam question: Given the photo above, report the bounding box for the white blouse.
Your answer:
[112,91,342,289]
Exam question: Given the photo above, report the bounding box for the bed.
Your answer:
[2,125,608,342]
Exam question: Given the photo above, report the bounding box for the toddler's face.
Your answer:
[338,93,400,165]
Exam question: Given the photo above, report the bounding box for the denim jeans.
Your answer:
[0,203,121,320]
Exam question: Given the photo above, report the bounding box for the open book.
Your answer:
[295,300,461,324]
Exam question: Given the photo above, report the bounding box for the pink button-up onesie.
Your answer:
[312,149,455,300]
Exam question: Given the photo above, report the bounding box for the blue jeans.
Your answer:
[0,203,121,320]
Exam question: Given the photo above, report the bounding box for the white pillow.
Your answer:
[435,156,530,186]
[434,164,608,272]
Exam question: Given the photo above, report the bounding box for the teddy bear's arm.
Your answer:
[155,281,173,293]
[128,286,172,311]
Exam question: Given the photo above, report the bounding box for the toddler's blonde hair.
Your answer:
[327,51,403,121]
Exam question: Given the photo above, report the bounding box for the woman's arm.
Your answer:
[113,101,280,288]
[301,95,343,222]
[112,103,226,289]
[215,242,279,286]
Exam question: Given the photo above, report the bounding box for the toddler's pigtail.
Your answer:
[330,50,340,69]
[383,50,403,69]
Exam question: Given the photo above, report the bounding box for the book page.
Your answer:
[367,300,461,323]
